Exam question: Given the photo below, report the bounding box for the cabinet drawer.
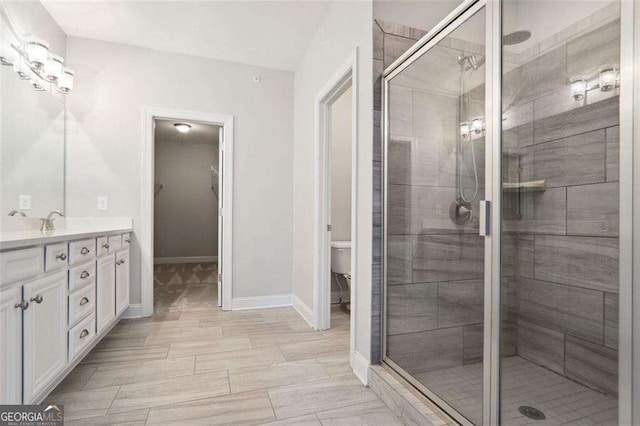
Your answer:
[97,237,109,257]
[69,282,95,327]
[107,235,122,253]
[69,239,96,266]
[68,262,96,292]
[45,243,68,272]
[68,314,95,363]
[0,247,43,286]
[122,233,131,247]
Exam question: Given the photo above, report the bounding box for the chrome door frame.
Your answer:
[380,0,495,425]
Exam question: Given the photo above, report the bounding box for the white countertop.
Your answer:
[0,217,133,250]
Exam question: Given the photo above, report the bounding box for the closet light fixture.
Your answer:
[174,123,192,133]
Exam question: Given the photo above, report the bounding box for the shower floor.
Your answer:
[413,356,617,425]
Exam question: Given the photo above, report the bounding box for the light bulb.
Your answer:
[460,122,470,140]
[57,68,74,93]
[599,68,617,92]
[25,38,49,70]
[13,62,30,80]
[44,53,64,82]
[174,123,192,133]
[570,79,586,101]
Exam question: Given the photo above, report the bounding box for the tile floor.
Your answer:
[415,356,617,426]
[46,263,403,426]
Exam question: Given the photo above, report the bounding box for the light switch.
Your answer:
[97,196,108,211]
[19,195,32,210]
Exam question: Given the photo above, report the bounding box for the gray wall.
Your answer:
[153,124,219,259]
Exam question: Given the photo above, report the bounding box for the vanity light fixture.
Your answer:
[1,33,76,94]
[57,68,74,93]
[570,79,586,101]
[599,67,618,92]
[460,122,470,140]
[470,117,485,139]
[25,37,49,70]
[44,53,64,82]
[174,123,192,133]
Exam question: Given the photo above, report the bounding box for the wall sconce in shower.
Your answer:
[599,68,618,92]
[0,34,75,95]
[570,79,586,101]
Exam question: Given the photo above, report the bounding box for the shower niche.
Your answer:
[381,0,625,424]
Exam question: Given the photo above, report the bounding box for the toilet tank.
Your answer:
[331,241,351,274]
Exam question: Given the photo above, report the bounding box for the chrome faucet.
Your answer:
[40,210,64,232]
[8,210,27,217]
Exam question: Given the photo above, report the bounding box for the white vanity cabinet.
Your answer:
[0,227,132,405]
[96,254,116,334]
[115,249,130,316]
[23,272,68,403]
[0,285,23,404]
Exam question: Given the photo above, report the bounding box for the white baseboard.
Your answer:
[122,303,143,319]
[292,294,314,328]
[352,351,370,386]
[231,294,292,310]
[154,256,218,264]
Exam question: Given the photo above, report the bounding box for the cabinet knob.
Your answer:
[30,294,44,304]
[56,253,67,261]
[79,297,90,306]
[80,329,90,338]
[102,243,110,249]
[80,271,91,279]
[80,247,90,255]
[14,301,29,310]
[125,238,131,243]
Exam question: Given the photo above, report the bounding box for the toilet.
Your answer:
[331,241,351,309]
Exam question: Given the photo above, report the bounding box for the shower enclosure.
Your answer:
[381,0,638,424]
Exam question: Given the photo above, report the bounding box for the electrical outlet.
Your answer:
[19,195,32,210]
[97,196,108,211]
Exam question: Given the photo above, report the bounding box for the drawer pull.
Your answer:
[80,247,90,255]
[79,329,90,338]
[117,259,125,266]
[30,294,43,304]
[80,271,91,279]
[102,243,110,249]
[56,253,67,261]
[14,301,29,310]
[125,238,131,243]
[79,297,90,306]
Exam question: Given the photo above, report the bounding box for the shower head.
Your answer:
[503,30,531,46]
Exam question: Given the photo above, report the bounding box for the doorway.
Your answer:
[153,120,221,313]
[141,108,234,316]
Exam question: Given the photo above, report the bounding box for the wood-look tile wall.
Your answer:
[504,18,620,396]
[374,13,620,397]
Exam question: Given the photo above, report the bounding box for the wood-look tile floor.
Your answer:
[47,263,403,425]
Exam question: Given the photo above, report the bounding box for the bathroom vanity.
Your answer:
[0,222,132,404]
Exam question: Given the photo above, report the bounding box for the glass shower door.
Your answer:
[383,6,486,425]
[499,1,621,424]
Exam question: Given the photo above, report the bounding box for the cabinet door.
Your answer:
[0,286,23,404]
[23,272,68,403]
[115,250,130,316]
[96,254,116,333]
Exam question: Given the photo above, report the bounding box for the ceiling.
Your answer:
[41,0,334,71]
[154,119,220,146]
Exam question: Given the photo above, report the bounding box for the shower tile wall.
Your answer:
[502,14,620,397]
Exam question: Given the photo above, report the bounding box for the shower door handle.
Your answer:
[479,200,490,237]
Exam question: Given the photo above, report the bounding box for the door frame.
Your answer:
[312,48,359,365]
[141,108,234,316]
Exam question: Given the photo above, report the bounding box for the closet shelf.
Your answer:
[502,180,546,192]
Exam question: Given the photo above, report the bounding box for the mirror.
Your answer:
[0,2,66,219]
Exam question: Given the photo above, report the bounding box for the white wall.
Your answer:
[65,37,294,303]
[292,0,373,368]
[154,124,219,259]
[330,86,352,242]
